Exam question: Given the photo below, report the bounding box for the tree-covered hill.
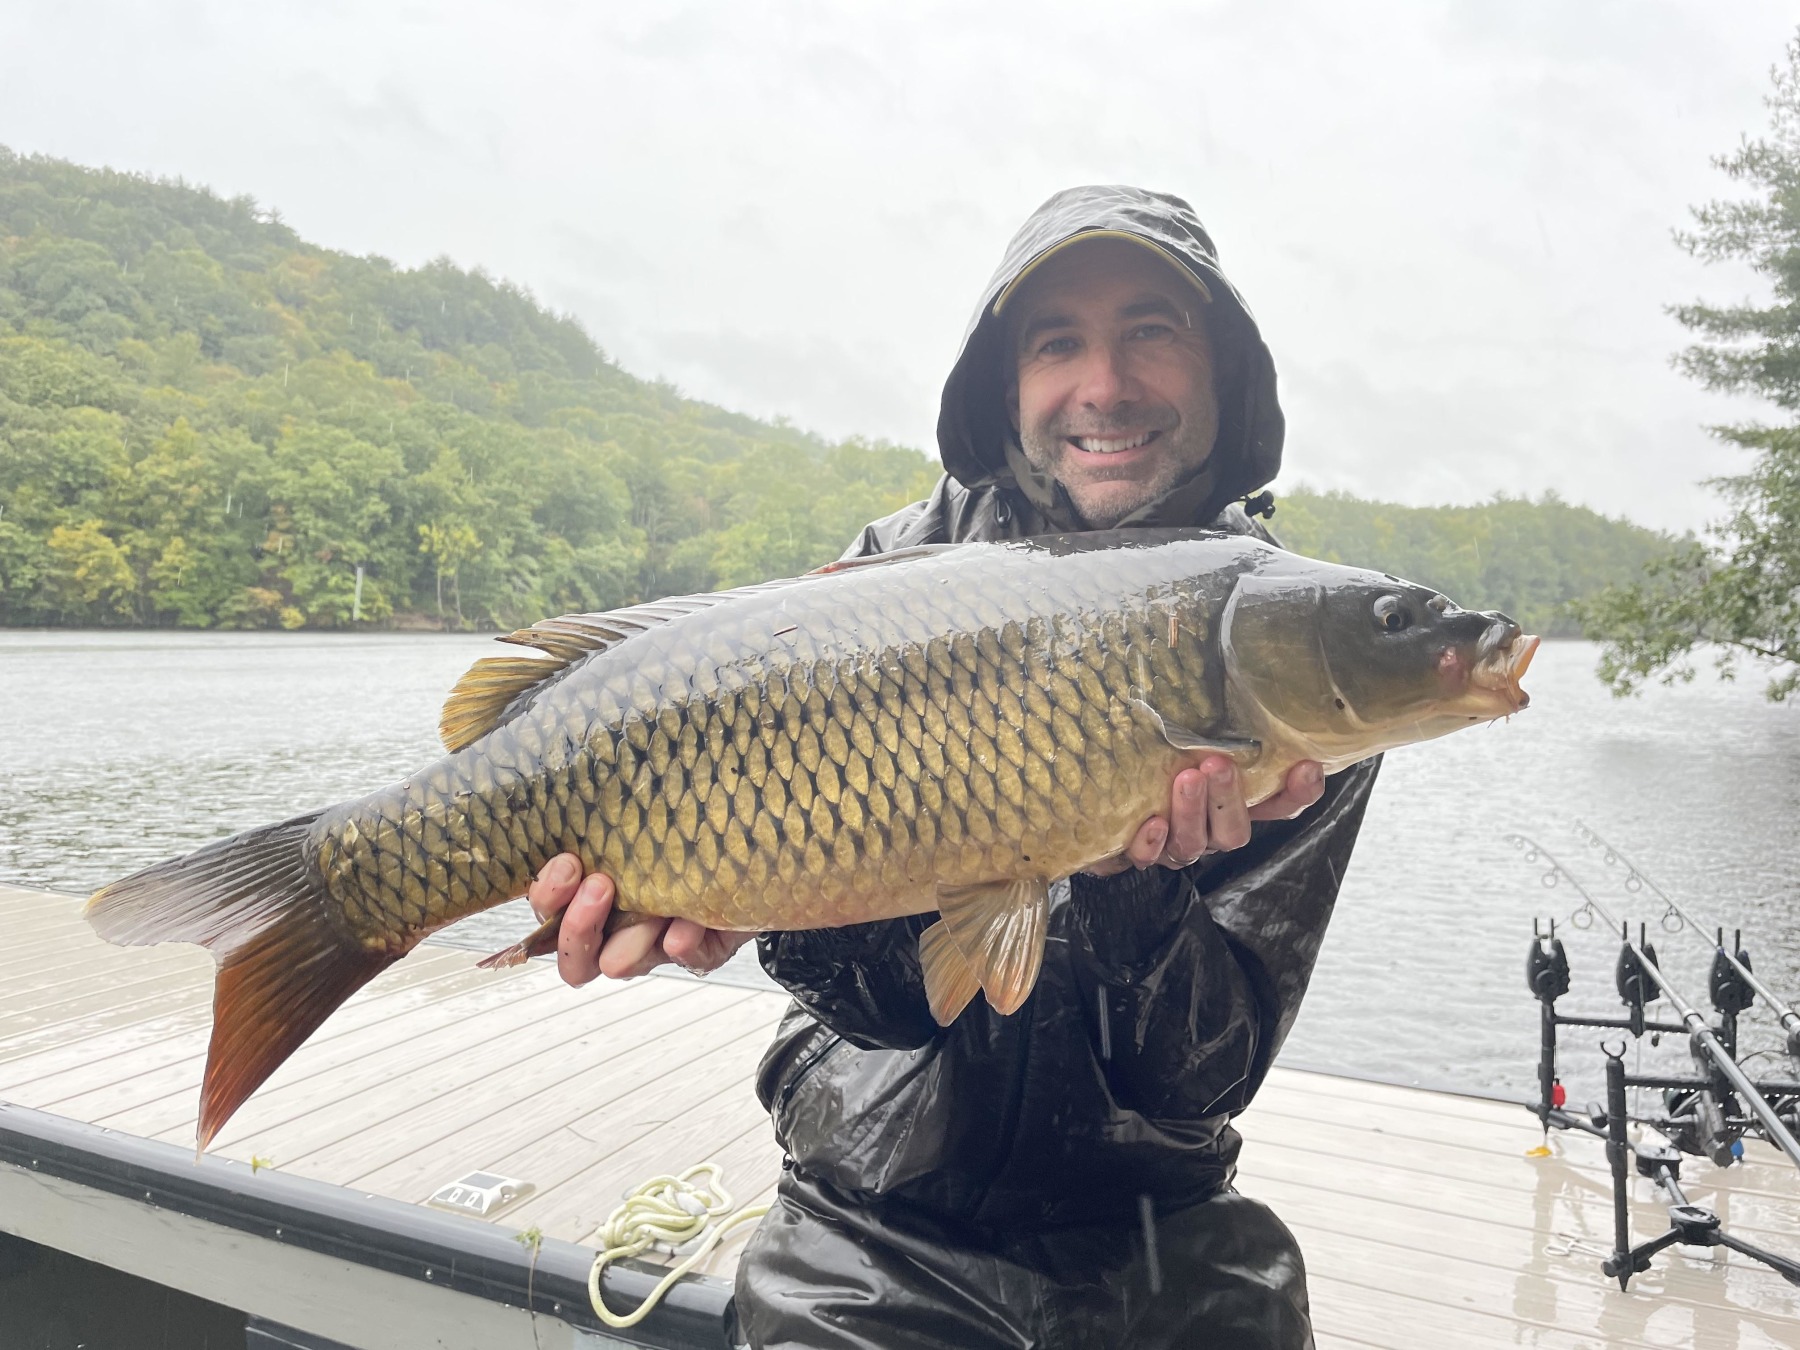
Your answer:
[1274,489,1672,637]
[0,148,1669,635]
[0,148,935,629]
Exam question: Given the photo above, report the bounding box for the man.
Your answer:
[530,186,1379,1348]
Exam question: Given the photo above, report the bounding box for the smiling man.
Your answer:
[530,186,1380,1348]
[1006,235,1222,528]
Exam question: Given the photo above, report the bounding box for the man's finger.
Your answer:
[1160,766,1212,865]
[528,852,583,924]
[664,918,720,972]
[598,912,674,981]
[666,921,754,974]
[556,872,614,987]
[1201,760,1252,854]
[1247,761,1325,822]
[1125,816,1170,869]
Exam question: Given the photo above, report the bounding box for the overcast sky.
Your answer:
[4,1,1797,532]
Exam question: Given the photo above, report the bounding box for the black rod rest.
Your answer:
[1520,897,1800,1291]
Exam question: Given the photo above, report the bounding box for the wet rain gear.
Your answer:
[731,185,1381,1349]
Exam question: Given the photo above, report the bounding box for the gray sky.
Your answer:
[4,1,1796,532]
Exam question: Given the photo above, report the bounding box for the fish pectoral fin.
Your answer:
[1129,697,1260,760]
[918,920,982,1026]
[933,878,1050,1017]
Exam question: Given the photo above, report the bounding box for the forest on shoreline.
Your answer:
[0,150,1669,637]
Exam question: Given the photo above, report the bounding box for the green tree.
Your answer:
[419,518,482,624]
[43,519,133,616]
[1578,37,1800,699]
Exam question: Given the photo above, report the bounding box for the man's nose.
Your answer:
[1073,342,1138,410]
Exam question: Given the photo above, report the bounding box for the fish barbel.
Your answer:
[87,530,1537,1145]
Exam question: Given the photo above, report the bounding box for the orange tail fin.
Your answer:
[86,813,397,1149]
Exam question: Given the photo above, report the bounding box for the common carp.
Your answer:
[87,530,1537,1146]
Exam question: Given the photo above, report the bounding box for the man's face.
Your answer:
[1005,238,1220,530]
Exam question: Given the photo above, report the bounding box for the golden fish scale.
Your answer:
[310,543,1229,950]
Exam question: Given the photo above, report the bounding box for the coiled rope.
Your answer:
[586,1163,770,1330]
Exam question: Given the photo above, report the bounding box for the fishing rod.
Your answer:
[1509,834,1800,1171]
[1509,834,1800,1291]
[1573,819,1800,1067]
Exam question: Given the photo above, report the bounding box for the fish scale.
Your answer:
[86,529,1538,1146]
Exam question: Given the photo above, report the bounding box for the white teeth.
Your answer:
[1073,432,1153,454]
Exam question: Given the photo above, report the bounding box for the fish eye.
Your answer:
[1373,595,1413,633]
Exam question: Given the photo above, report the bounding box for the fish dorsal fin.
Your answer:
[806,542,970,576]
[933,878,1050,1018]
[918,919,982,1026]
[438,546,971,753]
[438,578,806,753]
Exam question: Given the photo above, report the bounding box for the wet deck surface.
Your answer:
[3,881,1797,1347]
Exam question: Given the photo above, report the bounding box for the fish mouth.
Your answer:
[1468,626,1539,713]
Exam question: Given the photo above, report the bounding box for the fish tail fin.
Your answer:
[86,813,397,1148]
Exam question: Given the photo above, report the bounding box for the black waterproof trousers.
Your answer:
[734,1171,1313,1350]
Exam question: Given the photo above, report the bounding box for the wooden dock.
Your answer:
[1,881,1796,1347]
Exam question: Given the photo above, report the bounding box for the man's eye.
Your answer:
[1127,323,1175,341]
[1035,336,1079,357]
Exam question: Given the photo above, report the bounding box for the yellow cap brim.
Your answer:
[991,231,1213,317]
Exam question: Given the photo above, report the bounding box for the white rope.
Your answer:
[585,1162,771,1330]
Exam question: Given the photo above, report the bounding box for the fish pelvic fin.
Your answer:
[85,814,397,1150]
[933,878,1050,1018]
[919,919,981,1025]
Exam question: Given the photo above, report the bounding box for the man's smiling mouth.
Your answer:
[1068,430,1161,455]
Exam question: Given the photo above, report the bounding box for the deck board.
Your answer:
[2,881,1796,1346]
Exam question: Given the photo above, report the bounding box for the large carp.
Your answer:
[88,530,1536,1145]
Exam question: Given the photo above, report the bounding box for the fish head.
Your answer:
[1221,563,1538,767]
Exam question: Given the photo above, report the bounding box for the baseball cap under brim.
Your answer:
[990,230,1214,317]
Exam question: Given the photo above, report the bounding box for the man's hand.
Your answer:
[526,855,754,988]
[1085,758,1325,877]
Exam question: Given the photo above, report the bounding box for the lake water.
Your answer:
[3,630,1797,1107]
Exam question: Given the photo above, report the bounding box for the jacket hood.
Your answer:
[937,184,1285,531]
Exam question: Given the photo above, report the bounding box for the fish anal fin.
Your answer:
[934,878,1050,1017]
[919,919,981,1026]
[476,901,664,970]
[478,907,563,969]
[1129,697,1260,760]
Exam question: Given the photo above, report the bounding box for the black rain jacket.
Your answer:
[733,186,1381,1349]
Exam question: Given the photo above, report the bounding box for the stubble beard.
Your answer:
[1017,413,1213,530]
